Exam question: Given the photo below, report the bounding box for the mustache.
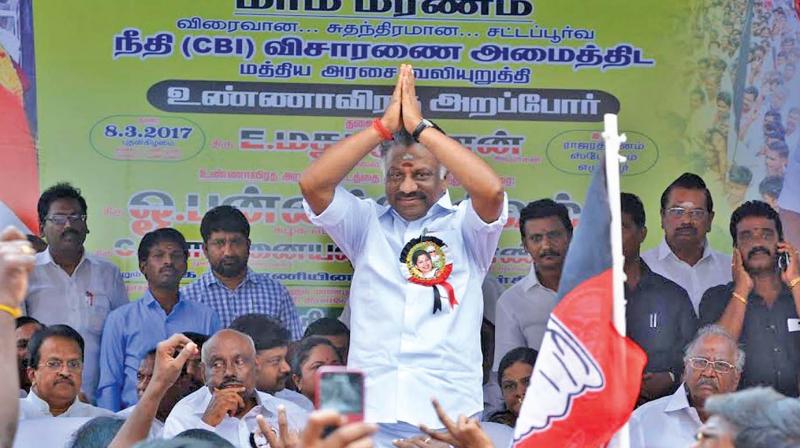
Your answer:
[61,228,81,238]
[747,247,771,259]
[54,377,75,386]
[539,250,561,258]
[675,225,698,234]
[697,377,718,390]
[395,192,425,200]
[219,378,244,389]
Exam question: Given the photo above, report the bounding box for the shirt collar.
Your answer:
[663,383,692,413]
[656,237,715,263]
[26,387,80,416]
[382,189,457,221]
[37,248,91,269]
[521,264,546,292]
[142,289,184,309]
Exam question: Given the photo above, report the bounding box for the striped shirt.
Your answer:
[181,269,302,338]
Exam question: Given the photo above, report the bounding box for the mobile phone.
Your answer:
[778,251,790,272]
[315,366,365,424]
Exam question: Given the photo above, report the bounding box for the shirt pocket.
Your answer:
[85,292,111,335]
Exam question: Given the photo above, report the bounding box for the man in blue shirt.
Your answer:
[181,205,302,337]
[96,228,221,411]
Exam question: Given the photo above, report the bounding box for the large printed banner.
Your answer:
[1,0,797,326]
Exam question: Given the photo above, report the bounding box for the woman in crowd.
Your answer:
[290,336,343,403]
[489,347,538,428]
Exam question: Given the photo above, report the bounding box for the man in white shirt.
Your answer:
[642,173,732,313]
[229,313,313,411]
[19,324,113,419]
[493,199,572,367]
[23,183,129,402]
[299,65,507,444]
[162,329,307,447]
[626,325,743,448]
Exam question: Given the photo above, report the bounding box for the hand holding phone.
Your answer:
[314,366,365,424]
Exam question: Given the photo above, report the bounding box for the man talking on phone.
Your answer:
[299,65,507,444]
[699,200,800,397]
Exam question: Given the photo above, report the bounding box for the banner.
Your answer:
[0,0,797,325]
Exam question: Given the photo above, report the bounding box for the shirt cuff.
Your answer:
[462,192,509,233]
[302,186,357,227]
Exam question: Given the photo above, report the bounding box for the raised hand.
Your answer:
[202,386,246,427]
[381,65,405,134]
[418,399,492,448]
[258,407,376,448]
[400,64,424,134]
[0,226,35,309]
[778,241,800,287]
[151,333,197,391]
[731,248,753,297]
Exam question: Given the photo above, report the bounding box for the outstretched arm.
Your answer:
[399,65,504,223]
[299,68,404,215]
[0,227,36,448]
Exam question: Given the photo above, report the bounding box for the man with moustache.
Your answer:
[19,324,113,418]
[182,206,302,338]
[16,316,44,396]
[625,325,743,448]
[23,183,129,402]
[300,65,506,443]
[643,173,732,314]
[229,313,313,411]
[700,200,800,396]
[97,228,221,411]
[494,199,571,366]
[162,329,307,446]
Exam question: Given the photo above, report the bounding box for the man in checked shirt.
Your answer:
[182,205,302,339]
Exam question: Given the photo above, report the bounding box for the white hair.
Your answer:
[684,324,745,371]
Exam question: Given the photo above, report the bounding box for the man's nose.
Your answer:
[399,175,418,193]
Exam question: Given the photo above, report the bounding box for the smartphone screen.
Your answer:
[316,367,364,421]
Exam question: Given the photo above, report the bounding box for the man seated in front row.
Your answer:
[625,325,743,448]
[20,324,113,419]
[162,329,307,446]
[230,313,314,411]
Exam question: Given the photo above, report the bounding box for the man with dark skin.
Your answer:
[162,329,307,445]
[15,316,44,394]
[300,64,506,443]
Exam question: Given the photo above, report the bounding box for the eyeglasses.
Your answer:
[688,356,736,374]
[665,207,708,220]
[40,358,83,371]
[45,214,87,225]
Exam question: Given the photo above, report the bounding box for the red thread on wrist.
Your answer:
[372,118,393,141]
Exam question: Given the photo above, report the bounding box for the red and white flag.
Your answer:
[513,123,647,447]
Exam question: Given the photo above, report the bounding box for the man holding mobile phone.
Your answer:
[699,200,800,397]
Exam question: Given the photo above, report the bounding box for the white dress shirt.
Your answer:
[23,249,129,402]
[304,187,508,427]
[19,388,114,419]
[117,405,164,439]
[275,388,314,412]
[626,384,702,448]
[642,238,731,314]
[162,387,308,447]
[492,265,557,369]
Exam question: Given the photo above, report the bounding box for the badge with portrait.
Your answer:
[399,235,457,314]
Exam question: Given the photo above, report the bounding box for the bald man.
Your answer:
[162,329,307,446]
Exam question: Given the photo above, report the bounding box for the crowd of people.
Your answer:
[0,65,799,448]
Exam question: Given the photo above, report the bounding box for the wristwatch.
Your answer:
[411,118,444,143]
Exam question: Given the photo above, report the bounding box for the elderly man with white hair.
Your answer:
[624,325,744,448]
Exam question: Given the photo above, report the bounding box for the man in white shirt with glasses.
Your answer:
[23,183,129,403]
[642,173,732,314]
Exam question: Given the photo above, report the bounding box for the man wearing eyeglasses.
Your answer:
[699,200,800,397]
[181,206,302,336]
[642,173,732,314]
[19,324,113,418]
[23,183,129,403]
[624,325,742,448]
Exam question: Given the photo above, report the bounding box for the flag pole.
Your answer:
[602,114,629,448]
